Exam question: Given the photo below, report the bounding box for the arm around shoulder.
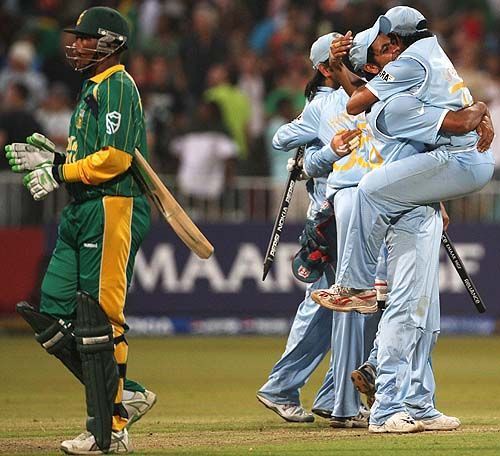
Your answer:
[440,102,488,134]
[346,86,378,115]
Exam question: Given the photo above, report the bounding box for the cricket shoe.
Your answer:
[122,389,157,429]
[311,285,378,314]
[256,393,314,423]
[351,362,376,408]
[369,411,425,433]
[418,414,461,431]
[330,412,369,428]
[311,408,332,419]
[359,404,371,420]
[60,429,131,454]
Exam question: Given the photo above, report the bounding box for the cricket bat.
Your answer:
[132,149,214,259]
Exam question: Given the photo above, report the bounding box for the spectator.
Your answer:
[0,81,44,224]
[265,95,297,184]
[40,32,82,99]
[179,2,227,99]
[140,12,181,58]
[204,63,252,162]
[35,82,72,151]
[265,68,308,116]
[264,94,309,220]
[0,40,48,108]
[170,100,237,217]
[145,55,187,172]
[0,81,44,169]
[237,49,266,144]
[127,52,150,91]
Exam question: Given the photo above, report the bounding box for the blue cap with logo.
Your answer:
[349,16,390,72]
[382,6,428,37]
[310,32,342,69]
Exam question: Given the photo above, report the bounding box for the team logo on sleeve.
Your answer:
[378,69,395,82]
[76,109,85,129]
[105,111,121,134]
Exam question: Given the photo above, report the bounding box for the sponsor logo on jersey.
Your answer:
[378,69,395,82]
[105,111,121,134]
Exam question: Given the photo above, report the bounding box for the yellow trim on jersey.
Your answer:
[99,196,133,332]
[61,146,132,185]
[90,64,125,84]
[449,81,465,94]
[332,135,384,172]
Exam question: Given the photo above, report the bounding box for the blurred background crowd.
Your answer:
[0,0,499,222]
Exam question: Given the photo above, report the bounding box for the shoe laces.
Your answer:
[354,411,368,421]
[360,362,376,378]
[282,404,305,416]
[75,431,93,441]
[329,284,351,295]
[400,412,416,424]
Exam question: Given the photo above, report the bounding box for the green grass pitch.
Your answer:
[1,335,499,455]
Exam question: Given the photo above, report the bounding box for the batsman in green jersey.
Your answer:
[5,7,155,455]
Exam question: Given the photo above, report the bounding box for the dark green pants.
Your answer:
[40,195,151,412]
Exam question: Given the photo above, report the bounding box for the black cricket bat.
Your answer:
[441,231,486,313]
[262,146,305,281]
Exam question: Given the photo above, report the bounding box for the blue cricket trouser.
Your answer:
[330,187,381,417]
[337,149,494,289]
[370,203,443,425]
[258,271,335,409]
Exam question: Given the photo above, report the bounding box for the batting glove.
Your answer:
[23,162,60,201]
[5,133,56,172]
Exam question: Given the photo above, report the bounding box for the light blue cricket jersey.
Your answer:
[366,36,478,152]
[368,93,448,156]
[301,88,385,196]
[272,87,332,217]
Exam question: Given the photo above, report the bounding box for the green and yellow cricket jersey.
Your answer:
[63,64,148,201]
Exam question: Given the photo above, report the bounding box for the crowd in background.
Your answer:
[0,0,499,206]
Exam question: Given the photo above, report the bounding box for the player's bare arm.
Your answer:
[440,101,494,152]
[441,102,488,134]
[346,86,378,115]
[328,32,364,96]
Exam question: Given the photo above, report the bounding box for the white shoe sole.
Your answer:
[420,416,461,431]
[60,440,132,454]
[369,423,424,433]
[369,412,425,434]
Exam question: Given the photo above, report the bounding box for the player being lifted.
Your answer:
[5,6,156,455]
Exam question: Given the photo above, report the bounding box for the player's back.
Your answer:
[400,37,479,151]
